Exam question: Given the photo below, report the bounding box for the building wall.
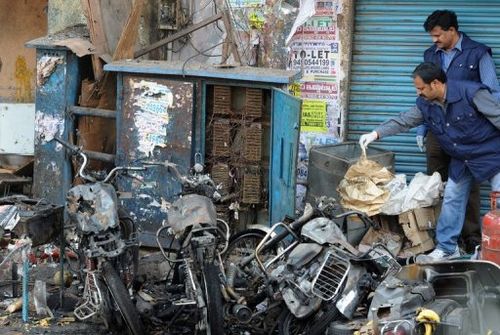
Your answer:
[0,0,48,102]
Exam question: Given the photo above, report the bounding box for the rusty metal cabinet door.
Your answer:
[270,88,301,225]
[116,76,195,237]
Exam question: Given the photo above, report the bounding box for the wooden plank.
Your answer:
[99,0,133,54]
[112,0,145,61]
[97,0,145,109]
[80,0,109,81]
[221,10,241,65]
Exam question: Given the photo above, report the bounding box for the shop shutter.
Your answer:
[347,0,500,214]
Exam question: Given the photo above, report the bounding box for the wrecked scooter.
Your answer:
[151,160,230,335]
[55,138,146,335]
[225,198,400,335]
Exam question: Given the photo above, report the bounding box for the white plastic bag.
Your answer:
[401,172,443,212]
[380,172,443,215]
[380,174,408,215]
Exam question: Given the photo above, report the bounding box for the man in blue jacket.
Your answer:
[416,10,500,253]
[360,62,500,262]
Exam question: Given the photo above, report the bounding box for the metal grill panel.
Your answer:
[245,88,263,118]
[243,123,262,162]
[311,251,350,301]
[211,163,232,193]
[242,168,261,204]
[213,85,232,115]
[212,119,231,157]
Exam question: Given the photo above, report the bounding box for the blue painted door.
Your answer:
[270,89,301,225]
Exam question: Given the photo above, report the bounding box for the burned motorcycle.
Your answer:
[152,161,230,335]
[55,138,146,335]
[225,199,400,335]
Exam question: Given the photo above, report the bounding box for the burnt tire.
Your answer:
[223,229,280,307]
[202,263,224,335]
[118,209,139,285]
[102,261,146,335]
[279,304,340,335]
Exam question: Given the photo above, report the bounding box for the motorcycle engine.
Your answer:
[270,243,324,319]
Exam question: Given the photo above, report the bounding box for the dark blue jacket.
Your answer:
[416,80,500,182]
[424,32,491,81]
[417,33,492,138]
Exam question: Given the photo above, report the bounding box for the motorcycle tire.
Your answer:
[102,260,146,335]
[223,229,281,307]
[118,209,139,283]
[201,262,225,335]
[279,303,341,335]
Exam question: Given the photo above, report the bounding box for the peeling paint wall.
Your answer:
[0,1,48,102]
[47,0,86,34]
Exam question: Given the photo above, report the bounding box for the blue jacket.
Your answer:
[416,80,500,182]
[424,32,491,81]
[418,33,492,137]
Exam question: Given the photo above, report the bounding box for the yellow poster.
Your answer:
[301,99,327,132]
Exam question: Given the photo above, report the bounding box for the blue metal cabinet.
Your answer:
[106,60,301,234]
[26,31,82,205]
[270,89,301,224]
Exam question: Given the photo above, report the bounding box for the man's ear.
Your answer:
[431,79,443,88]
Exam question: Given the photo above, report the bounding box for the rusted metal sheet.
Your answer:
[31,49,79,205]
[116,75,195,235]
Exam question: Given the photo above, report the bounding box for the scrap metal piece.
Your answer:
[66,183,119,234]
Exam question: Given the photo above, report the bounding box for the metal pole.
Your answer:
[22,256,29,323]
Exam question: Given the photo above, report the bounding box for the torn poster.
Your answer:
[34,111,64,145]
[132,80,174,155]
[36,56,63,86]
[285,0,316,45]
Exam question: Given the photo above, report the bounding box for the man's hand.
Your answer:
[359,131,378,149]
[416,135,426,152]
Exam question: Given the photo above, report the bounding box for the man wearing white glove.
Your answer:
[415,134,426,153]
[415,10,500,252]
[360,62,500,262]
[358,131,378,150]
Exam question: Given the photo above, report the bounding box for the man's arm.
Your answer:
[479,53,500,102]
[374,105,425,139]
[473,89,500,130]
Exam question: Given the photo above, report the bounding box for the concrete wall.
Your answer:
[0,0,48,102]
[47,0,86,34]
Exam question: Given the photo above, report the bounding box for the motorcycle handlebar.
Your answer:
[54,137,146,183]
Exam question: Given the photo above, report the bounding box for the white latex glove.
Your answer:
[359,131,378,150]
[416,135,426,152]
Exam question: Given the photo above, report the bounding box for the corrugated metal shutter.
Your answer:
[347,0,500,214]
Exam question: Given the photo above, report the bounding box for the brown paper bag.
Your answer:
[337,154,393,216]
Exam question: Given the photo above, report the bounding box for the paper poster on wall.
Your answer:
[300,82,338,101]
[300,132,340,153]
[301,99,328,133]
[292,17,336,41]
[228,0,264,7]
[315,1,339,15]
[290,40,339,78]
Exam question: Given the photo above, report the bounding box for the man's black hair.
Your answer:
[412,62,447,84]
[423,10,459,32]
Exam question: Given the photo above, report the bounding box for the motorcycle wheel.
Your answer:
[118,209,139,286]
[102,260,146,335]
[201,262,224,335]
[223,229,280,307]
[279,303,340,335]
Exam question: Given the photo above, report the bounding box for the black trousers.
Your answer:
[425,132,481,244]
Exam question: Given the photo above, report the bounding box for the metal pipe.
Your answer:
[22,258,29,322]
[69,106,116,119]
